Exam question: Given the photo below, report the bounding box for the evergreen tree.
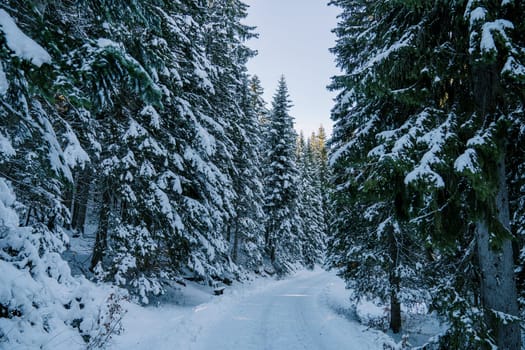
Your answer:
[329,0,523,346]
[80,0,190,301]
[297,133,326,269]
[309,126,333,242]
[249,75,271,175]
[0,4,123,345]
[199,0,266,277]
[328,0,430,333]
[229,77,266,271]
[249,75,270,124]
[0,0,271,303]
[0,1,77,238]
[263,76,302,273]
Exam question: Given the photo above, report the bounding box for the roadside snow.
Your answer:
[112,269,400,350]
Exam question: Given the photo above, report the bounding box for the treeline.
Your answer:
[327,0,524,349]
[0,0,328,346]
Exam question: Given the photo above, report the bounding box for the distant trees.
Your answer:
[328,0,524,347]
[297,133,327,269]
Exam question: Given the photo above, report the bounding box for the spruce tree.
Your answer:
[309,127,332,244]
[263,76,302,273]
[328,0,430,333]
[329,0,523,346]
[0,3,123,345]
[1,0,271,303]
[297,133,326,269]
[229,76,266,271]
[249,75,270,125]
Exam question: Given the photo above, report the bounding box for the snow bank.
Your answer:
[0,178,126,349]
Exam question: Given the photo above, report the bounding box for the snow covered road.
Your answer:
[114,269,390,349]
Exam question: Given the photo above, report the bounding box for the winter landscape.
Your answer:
[1,0,525,349]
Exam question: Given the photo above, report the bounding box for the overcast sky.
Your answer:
[244,0,340,137]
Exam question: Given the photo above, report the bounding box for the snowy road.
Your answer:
[114,269,389,350]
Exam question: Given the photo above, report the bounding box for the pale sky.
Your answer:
[244,0,340,137]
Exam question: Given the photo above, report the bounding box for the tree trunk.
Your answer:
[475,153,520,349]
[232,219,239,263]
[90,187,110,271]
[470,54,521,348]
[63,174,75,230]
[71,168,91,233]
[389,284,401,334]
[389,227,401,333]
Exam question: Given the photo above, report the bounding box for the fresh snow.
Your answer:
[468,7,487,28]
[0,9,51,67]
[96,38,120,49]
[404,164,445,188]
[0,133,15,157]
[0,178,125,350]
[502,56,525,78]
[140,105,161,129]
[355,26,417,75]
[454,148,479,174]
[480,19,513,54]
[113,269,399,350]
[63,130,90,169]
[0,62,8,95]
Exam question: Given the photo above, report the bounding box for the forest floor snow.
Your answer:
[111,268,440,350]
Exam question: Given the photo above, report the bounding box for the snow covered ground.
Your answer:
[112,269,401,350]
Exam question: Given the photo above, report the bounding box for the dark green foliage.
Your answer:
[328,0,524,345]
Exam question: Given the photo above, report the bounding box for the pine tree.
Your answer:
[1,0,271,303]
[249,75,270,124]
[461,2,523,347]
[78,0,189,301]
[0,1,75,236]
[329,0,523,345]
[198,0,267,277]
[249,75,271,174]
[0,4,123,345]
[229,76,266,271]
[263,76,302,273]
[328,0,430,333]
[309,126,332,242]
[296,133,326,269]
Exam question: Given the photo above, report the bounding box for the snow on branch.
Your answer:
[502,56,525,79]
[330,114,380,166]
[454,148,480,174]
[0,9,51,67]
[353,25,418,75]
[480,19,513,54]
[404,112,456,189]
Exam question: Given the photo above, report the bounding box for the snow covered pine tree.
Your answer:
[328,0,523,346]
[263,77,303,273]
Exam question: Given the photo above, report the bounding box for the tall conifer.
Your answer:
[263,77,302,273]
[329,0,524,345]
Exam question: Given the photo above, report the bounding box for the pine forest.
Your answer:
[0,1,524,349]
